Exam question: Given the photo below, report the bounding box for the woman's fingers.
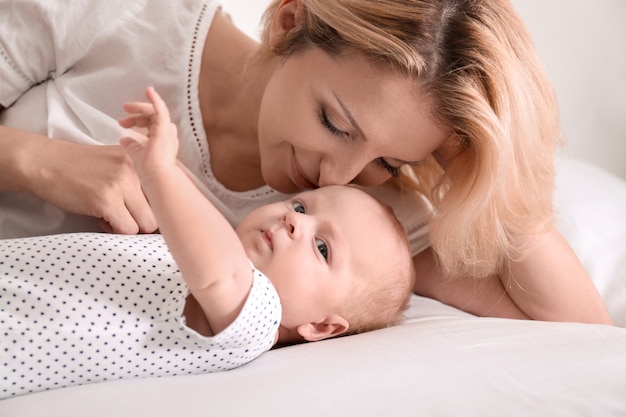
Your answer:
[125,187,159,233]
[100,194,158,235]
[99,198,157,235]
[95,157,158,235]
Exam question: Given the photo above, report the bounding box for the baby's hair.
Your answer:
[341,191,415,335]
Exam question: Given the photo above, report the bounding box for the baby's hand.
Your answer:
[119,87,179,181]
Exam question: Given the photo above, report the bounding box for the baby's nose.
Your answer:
[283,211,312,239]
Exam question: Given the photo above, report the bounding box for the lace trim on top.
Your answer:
[186,2,278,200]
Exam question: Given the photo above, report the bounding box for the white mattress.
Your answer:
[1,155,625,416]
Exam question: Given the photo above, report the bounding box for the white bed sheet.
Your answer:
[1,155,625,417]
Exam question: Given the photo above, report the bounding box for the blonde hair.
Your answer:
[261,0,561,279]
[342,192,415,335]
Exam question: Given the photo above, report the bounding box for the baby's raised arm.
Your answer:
[119,87,253,335]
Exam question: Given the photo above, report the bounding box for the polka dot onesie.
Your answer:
[0,233,281,399]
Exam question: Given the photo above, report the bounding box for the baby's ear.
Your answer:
[297,314,349,342]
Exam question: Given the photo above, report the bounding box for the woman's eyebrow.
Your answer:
[333,91,422,167]
[333,91,367,142]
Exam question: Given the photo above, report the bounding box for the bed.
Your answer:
[1,155,625,416]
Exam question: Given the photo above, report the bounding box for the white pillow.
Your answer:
[554,155,626,326]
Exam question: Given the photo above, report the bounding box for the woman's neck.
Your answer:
[198,10,274,191]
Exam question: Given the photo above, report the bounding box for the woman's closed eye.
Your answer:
[377,157,400,177]
[318,105,348,138]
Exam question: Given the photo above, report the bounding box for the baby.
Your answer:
[0,88,414,399]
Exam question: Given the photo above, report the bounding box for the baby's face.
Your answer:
[235,185,401,330]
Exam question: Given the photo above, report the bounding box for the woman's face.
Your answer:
[257,47,450,194]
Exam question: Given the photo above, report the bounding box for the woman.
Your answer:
[0,0,612,323]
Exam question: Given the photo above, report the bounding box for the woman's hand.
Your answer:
[0,126,158,235]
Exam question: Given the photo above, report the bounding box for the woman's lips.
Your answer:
[291,154,317,190]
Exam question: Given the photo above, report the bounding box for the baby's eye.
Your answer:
[292,201,306,214]
[316,238,329,260]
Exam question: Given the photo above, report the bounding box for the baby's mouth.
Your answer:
[261,230,273,250]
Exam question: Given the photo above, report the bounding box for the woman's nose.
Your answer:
[318,158,390,187]
[317,157,364,187]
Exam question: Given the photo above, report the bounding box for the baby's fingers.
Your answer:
[143,87,176,141]
[119,102,155,128]
[119,115,148,129]
[123,101,155,116]
[145,87,170,121]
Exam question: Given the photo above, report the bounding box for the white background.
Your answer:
[222,0,626,179]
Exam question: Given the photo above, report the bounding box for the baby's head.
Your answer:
[236,185,415,344]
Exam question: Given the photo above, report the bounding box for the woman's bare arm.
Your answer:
[412,248,531,319]
[502,227,613,324]
[413,233,613,325]
[0,124,157,234]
